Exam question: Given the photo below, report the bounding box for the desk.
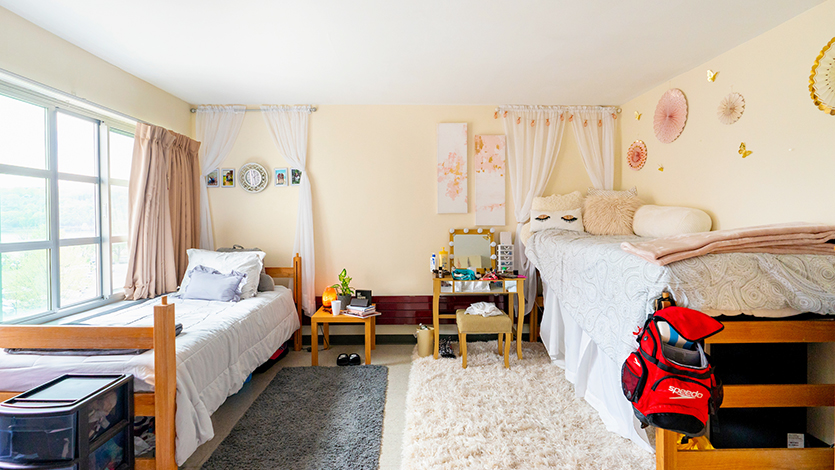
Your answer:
[432,277,525,360]
[311,306,376,366]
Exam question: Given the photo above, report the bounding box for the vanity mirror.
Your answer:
[448,228,497,271]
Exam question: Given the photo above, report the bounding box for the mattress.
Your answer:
[525,229,835,364]
[0,288,300,465]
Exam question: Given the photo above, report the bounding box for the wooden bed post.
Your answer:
[154,296,177,470]
[293,252,303,351]
[656,429,677,470]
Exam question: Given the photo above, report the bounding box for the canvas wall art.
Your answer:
[474,135,506,225]
[437,123,468,214]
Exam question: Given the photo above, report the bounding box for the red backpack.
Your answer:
[621,306,724,437]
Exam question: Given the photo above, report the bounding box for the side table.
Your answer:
[310,306,376,366]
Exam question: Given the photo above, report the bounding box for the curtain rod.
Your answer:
[190,106,318,113]
[495,105,622,113]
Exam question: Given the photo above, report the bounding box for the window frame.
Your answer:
[0,82,135,325]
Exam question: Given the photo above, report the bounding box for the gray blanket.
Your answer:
[525,229,835,363]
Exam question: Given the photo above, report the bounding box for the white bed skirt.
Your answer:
[540,281,654,453]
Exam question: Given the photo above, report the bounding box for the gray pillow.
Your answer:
[183,265,246,302]
[259,272,275,292]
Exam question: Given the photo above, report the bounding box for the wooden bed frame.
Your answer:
[656,319,835,470]
[0,253,302,470]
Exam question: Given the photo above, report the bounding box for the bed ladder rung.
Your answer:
[675,447,834,470]
[722,384,835,408]
[707,321,835,344]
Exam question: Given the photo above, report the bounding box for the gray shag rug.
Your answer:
[202,365,388,470]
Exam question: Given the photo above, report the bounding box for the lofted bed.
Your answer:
[0,254,302,470]
[523,227,835,469]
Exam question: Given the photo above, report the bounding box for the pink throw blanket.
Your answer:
[621,223,835,266]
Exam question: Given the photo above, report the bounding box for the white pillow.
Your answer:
[632,205,712,238]
[179,249,265,299]
[530,208,584,233]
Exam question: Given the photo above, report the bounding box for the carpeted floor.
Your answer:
[202,365,388,470]
[401,341,654,470]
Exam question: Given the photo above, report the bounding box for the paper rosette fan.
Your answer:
[653,88,688,143]
[627,140,647,170]
[717,92,745,125]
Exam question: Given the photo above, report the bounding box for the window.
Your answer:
[0,88,134,323]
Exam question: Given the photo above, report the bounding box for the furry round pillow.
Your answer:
[632,205,712,238]
[583,194,643,236]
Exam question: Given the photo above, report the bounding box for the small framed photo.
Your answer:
[290,168,302,186]
[206,168,219,188]
[221,168,235,188]
[274,168,288,187]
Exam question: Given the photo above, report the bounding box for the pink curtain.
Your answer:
[168,132,201,282]
[125,123,200,300]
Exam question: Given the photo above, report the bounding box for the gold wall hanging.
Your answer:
[809,37,835,115]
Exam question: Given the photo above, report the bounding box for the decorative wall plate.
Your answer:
[809,36,835,115]
[717,92,745,125]
[239,162,269,193]
[627,140,647,170]
[653,89,688,143]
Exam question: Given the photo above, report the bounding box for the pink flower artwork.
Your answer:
[474,135,506,225]
[437,123,468,213]
[627,140,647,170]
[653,88,688,144]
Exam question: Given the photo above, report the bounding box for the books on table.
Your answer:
[342,305,379,318]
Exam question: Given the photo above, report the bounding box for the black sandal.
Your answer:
[337,353,350,366]
[348,353,361,366]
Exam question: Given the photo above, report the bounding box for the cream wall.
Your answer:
[619,0,835,230]
[619,1,835,444]
[209,105,594,295]
[0,7,191,134]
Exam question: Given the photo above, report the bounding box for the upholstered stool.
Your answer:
[455,309,512,369]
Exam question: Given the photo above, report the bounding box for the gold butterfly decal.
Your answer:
[634,111,642,120]
[657,165,664,172]
[738,142,752,158]
[707,69,718,82]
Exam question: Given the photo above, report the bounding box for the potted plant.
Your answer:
[332,268,354,308]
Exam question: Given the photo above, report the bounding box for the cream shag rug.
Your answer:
[401,341,654,470]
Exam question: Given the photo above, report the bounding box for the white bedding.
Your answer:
[0,288,300,465]
[526,229,835,364]
[526,228,835,453]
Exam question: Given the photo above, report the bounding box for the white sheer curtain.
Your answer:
[503,107,567,313]
[571,107,616,190]
[261,105,315,316]
[195,105,246,249]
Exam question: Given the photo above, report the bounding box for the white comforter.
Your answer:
[0,288,300,465]
[526,229,835,364]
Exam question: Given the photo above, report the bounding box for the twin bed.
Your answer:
[0,254,302,470]
[524,228,835,469]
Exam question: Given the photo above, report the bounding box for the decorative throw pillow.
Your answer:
[587,186,638,198]
[258,272,276,292]
[632,205,712,238]
[179,249,265,299]
[531,191,585,212]
[530,208,584,233]
[182,265,247,302]
[583,193,643,236]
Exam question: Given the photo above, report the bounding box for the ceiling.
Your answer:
[0,0,825,106]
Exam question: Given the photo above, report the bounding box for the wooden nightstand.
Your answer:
[310,306,377,366]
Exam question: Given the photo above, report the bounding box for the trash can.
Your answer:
[415,325,435,357]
